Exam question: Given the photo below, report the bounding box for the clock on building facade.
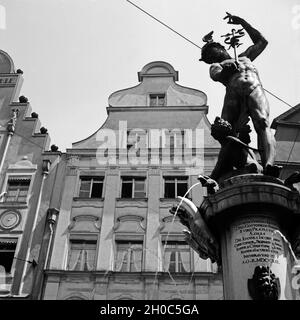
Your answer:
[0,210,21,230]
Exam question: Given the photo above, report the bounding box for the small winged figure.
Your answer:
[202,30,214,43]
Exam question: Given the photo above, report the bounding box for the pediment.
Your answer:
[7,156,37,172]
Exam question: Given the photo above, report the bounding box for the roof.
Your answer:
[271,103,300,129]
[137,61,179,82]
[71,61,217,149]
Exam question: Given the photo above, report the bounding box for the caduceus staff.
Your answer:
[221,12,246,63]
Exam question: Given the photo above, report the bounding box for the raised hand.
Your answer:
[223,12,244,25]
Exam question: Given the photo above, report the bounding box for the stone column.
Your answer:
[144,168,161,272]
[49,167,77,270]
[200,174,300,300]
[97,168,119,271]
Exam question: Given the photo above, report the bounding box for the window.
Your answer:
[115,241,143,272]
[0,238,17,293]
[5,178,30,202]
[149,93,165,107]
[164,177,188,198]
[164,130,185,148]
[127,130,148,149]
[121,177,146,198]
[67,239,97,271]
[163,242,191,273]
[79,177,104,198]
[0,238,17,274]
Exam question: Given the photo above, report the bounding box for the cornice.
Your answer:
[106,105,208,113]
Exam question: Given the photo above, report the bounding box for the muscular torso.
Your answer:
[230,56,261,90]
[211,56,262,94]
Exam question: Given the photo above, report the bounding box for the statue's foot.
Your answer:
[263,164,282,178]
[244,162,261,174]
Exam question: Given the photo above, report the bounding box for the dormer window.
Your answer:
[149,93,165,107]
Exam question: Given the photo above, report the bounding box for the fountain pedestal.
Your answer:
[200,174,300,300]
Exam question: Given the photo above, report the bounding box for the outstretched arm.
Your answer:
[224,12,268,61]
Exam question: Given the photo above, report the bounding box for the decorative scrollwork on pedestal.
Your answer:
[169,197,220,264]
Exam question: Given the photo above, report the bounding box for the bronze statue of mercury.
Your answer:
[200,13,278,176]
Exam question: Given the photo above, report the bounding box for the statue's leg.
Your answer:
[244,149,263,173]
[247,86,276,168]
[209,90,240,181]
[210,142,234,181]
[221,89,240,132]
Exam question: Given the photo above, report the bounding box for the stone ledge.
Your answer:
[201,174,300,219]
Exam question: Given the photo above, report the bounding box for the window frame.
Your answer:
[126,129,148,149]
[78,176,104,199]
[163,130,185,149]
[149,93,166,107]
[163,176,189,199]
[114,240,144,273]
[1,173,34,204]
[5,179,31,203]
[162,241,192,273]
[121,177,146,199]
[66,234,98,272]
[0,236,22,294]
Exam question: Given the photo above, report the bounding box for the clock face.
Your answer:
[0,210,20,230]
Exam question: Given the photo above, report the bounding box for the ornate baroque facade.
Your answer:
[42,61,223,300]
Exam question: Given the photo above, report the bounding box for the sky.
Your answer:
[0,0,299,151]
